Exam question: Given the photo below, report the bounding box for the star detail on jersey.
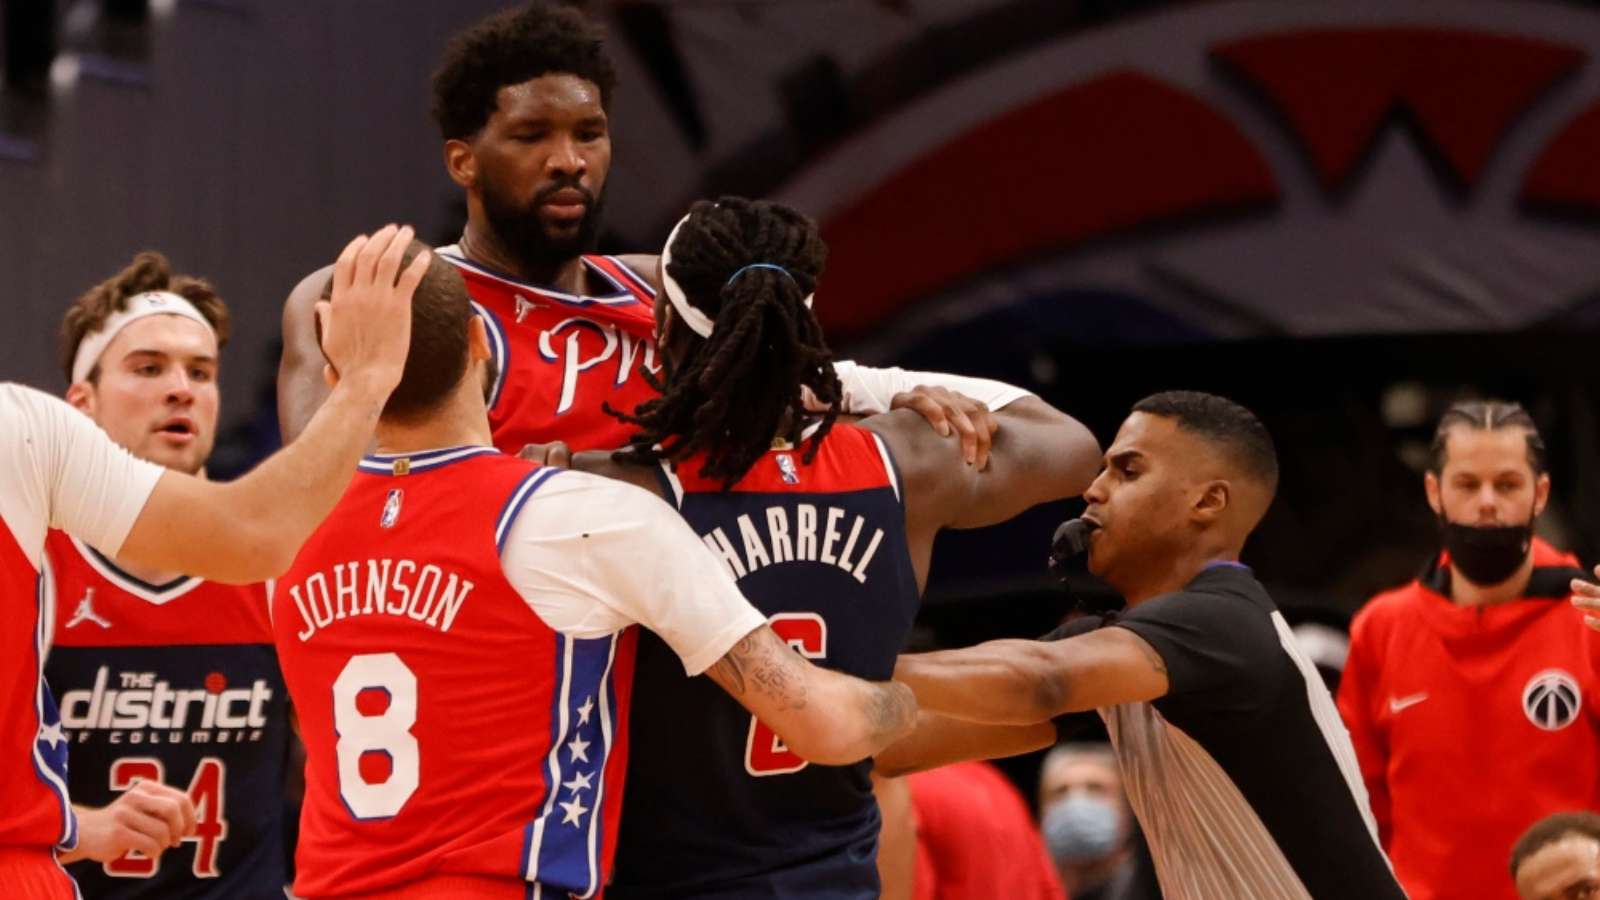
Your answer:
[37,720,65,750]
[559,796,590,827]
[563,770,594,794]
[576,695,594,726]
[567,734,591,764]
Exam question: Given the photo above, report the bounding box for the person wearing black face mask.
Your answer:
[1337,399,1600,900]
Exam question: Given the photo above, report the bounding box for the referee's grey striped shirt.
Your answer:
[1050,565,1405,899]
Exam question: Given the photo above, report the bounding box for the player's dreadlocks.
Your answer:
[610,197,843,488]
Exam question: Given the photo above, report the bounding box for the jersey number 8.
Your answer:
[744,613,828,777]
[333,653,420,819]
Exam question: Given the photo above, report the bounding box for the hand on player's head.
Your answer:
[71,779,197,863]
[317,224,430,399]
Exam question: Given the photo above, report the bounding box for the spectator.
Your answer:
[1510,812,1600,900]
[1038,744,1135,900]
[908,762,1066,900]
[1339,400,1600,900]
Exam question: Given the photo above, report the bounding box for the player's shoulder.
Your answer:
[529,465,674,516]
[1352,578,1431,632]
[0,380,58,418]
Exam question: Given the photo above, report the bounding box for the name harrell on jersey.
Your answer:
[59,665,273,747]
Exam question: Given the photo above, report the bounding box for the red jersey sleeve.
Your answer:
[1338,607,1392,847]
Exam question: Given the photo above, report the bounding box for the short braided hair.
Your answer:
[610,197,841,488]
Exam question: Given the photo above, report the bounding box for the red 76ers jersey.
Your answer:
[274,450,637,899]
[441,249,661,454]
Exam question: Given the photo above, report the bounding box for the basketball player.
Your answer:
[516,197,1099,898]
[0,224,423,899]
[883,393,1406,899]
[45,253,292,898]
[278,3,1000,463]
[271,239,917,900]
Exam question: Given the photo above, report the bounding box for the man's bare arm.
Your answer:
[277,265,335,444]
[868,396,1099,533]
[120,228,424,582]
[874,713,1057,778]
[703,625,917,766]
[891,627,1169,726]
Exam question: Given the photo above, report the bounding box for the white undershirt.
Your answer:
[498,468,767,676]
[0,383,164,570]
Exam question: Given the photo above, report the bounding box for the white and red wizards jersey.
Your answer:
[274,449,637,899]
[439,249,660,454]
[44,531,290,899]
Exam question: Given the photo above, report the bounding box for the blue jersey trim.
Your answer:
[496,467,562,554]
[471,299,510,412]
[438,249,638,307]
[31,573,76,849]
[357,446,499,476]
[599,256,658,299]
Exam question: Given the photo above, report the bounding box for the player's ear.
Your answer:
[1193,480,1229,524]
[1534,471,1552,518]
[65,381,95,415]
[444,139,477,190]
[467,315,491,363]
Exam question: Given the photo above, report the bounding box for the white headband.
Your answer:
[659,212,815,339]
[71,291,217,384]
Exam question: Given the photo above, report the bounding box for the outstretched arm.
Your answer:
[21,227,422,584]
[500,468,916,766]
[704,626,917,766]
[121,228,424,581]
[893,627,1169,725]
[863,394,1099,589]
[874,713,1056,778]
[874,395,1099,532]
[276,264,335,444]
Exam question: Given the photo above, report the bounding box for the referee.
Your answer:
[892,392,1404,899]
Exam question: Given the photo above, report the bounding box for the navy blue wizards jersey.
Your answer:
[608,423,920,899]
[43,531,291,900]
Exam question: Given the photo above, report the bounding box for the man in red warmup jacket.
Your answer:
[1338,400,1600,900]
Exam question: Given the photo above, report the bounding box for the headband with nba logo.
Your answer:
[71,291,217,384]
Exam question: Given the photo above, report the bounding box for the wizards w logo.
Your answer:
[1523,669,1581,732]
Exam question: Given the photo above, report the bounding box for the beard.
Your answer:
[479,168,607,275]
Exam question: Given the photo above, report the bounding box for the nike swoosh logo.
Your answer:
[1389,693,1428,714]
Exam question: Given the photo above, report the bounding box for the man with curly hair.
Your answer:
[277,3,1007,461]
[46,253,294,899]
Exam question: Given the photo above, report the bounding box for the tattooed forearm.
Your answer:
[709,627,809,711]
[708,632,756,695]
[865,681,917,743]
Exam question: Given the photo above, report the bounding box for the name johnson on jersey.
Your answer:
[285,559,475,641]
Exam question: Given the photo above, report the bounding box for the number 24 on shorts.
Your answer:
[744,613,828,777]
